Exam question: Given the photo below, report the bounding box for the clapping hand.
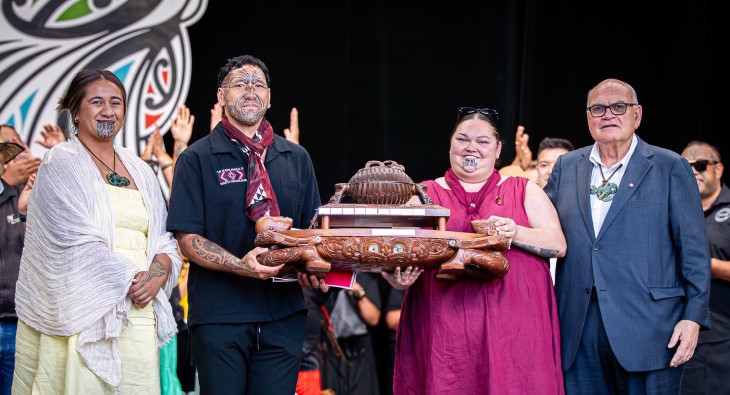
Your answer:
[2,156,40,186]
[17,173,36,215]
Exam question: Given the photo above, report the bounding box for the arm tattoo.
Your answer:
[511,241,560,258]
[145,259,166,281]
[190,236,252,272]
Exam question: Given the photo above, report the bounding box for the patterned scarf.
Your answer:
[444,168,500,222]
[221,113,280,221]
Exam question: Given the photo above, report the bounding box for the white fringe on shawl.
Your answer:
[15,137,181,388]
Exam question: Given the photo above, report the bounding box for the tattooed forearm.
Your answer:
[145,259,166,281]
[511,241,560,258]
[190,236,251,272]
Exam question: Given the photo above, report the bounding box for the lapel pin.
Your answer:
[629,183,635,188]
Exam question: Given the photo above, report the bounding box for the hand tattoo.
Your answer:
[511,241,560,258]
[145,259,166,281]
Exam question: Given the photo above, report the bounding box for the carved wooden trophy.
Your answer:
[254,160,510,281]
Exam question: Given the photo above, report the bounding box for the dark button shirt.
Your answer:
[0,180,25,319]
[701,184,730,343]
[167,126,321,325]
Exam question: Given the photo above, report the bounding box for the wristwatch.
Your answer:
[353,289,366,301]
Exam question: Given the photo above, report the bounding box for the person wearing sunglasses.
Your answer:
[388,106,567,394]
[679,141,730,394]
[543,79,710,394]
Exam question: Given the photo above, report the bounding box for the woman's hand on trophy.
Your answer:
[383,266,424,290]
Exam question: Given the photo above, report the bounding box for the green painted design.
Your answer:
[57,0,92,21]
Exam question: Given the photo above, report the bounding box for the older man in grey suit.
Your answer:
[544,78,711,394]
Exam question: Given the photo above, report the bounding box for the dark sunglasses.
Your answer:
[688,159,718,173]
[457,107,499,121]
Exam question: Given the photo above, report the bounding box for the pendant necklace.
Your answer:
[589,163,623,202]
[78,139,131,187]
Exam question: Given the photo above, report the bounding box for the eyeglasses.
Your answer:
[688,159,718,173]
[586,102,638,117]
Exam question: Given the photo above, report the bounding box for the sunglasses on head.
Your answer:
[688,159,718,173]
[457,107,499,120]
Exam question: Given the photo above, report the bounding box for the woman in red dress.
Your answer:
[383,107,567,394]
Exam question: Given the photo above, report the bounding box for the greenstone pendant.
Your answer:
[589,182,618,202]
[107,172,131,187]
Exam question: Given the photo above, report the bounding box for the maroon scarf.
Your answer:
[444,168,500,221]
[221,113,280,221]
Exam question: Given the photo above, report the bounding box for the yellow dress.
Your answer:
[13,185,159,395]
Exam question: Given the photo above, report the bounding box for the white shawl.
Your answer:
[15,137,181,388]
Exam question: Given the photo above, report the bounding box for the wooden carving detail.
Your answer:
[436,249,510,281]
[254,216,511,282]
[256,231,321,247]
[316,236,455,271]
[325,160,433,206]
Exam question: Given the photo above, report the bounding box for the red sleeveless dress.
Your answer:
[393,174,564,395]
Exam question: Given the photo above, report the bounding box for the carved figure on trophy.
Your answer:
[254,160,511,281]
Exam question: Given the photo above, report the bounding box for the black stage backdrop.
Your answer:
[182,3,725,394]
[182,1,727,202]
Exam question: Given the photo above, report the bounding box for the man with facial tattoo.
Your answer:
[167,55,326,395]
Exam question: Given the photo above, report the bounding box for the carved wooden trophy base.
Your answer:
[254,160,510,281]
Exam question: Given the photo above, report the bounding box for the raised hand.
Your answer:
[210,103,223,132]
[140,130,155,162]
[34,124,66,149]
[171,104,194,145]
[283,107,300,144]
[151,126,172,163]
[512,125,532,170]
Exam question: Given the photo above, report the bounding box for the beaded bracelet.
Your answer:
[19,213,27,221]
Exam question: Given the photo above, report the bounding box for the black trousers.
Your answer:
[191,311,307,395]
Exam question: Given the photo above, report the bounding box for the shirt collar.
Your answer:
[589,134,638,170]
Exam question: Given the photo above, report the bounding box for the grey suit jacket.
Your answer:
[544,136,711,372]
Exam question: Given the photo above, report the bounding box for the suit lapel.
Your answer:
[577,152,596,242]
[596,138,653,241]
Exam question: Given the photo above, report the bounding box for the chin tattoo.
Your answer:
[97,122,115,138]
[462,157,477,169]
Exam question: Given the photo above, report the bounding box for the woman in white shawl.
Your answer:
[12,70,181,394]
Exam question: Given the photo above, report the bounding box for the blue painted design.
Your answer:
[20,91,37,126]
[113,62,133,84]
